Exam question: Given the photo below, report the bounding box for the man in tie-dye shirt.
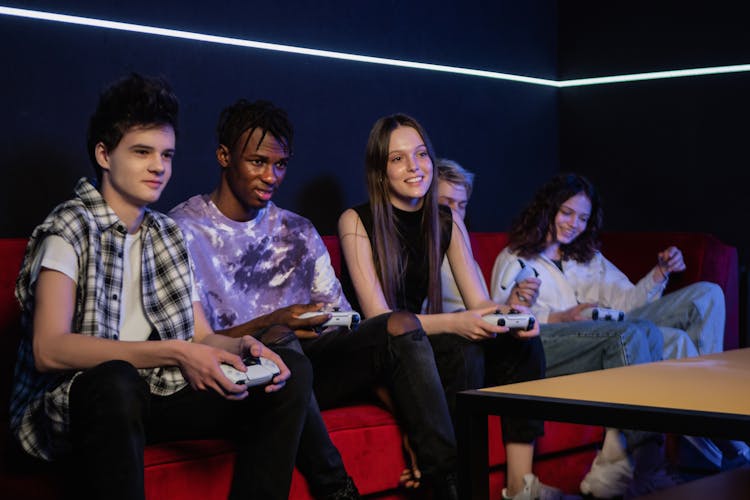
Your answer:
[170,99,461,500]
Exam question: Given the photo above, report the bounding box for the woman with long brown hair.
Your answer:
[339,113,563,500]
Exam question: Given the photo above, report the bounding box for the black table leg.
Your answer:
[457,391,489,500]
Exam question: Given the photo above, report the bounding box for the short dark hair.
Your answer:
[215,99,294,156]
[86,73,179,183]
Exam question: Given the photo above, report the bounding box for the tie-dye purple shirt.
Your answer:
[169,195,350,331]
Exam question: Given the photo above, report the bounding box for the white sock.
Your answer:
[600,428,628,462]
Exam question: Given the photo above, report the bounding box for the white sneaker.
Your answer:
[579,451,633,498]
[502,473,577,500]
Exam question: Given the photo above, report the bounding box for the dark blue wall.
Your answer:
[0,1,559,236]
[559,3,750,253]
[558,3,750,345]
[559,6,750,247]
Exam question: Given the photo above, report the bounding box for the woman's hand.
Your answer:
[504,303,541,339]
[655,246,686,282]
[547,303,596,324]
[508,277,541,308]
[447,305,510,341]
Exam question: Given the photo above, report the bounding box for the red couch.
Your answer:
[0,232,739,499]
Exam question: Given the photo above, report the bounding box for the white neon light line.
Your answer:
[3,6,750,88]
[559,64,750,87]
[0,6,558,87]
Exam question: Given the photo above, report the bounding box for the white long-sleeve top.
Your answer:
[490,246,667,324]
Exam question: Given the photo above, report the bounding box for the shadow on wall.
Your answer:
[295,175,346,237]
[1,139,89,238]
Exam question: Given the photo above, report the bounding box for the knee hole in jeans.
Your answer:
[386,311,423,337]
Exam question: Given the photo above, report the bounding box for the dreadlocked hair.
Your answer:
[216,99,294,154]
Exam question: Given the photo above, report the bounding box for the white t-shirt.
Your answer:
[30,233,198,341]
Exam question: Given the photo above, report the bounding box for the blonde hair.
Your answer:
[436,158,474,199]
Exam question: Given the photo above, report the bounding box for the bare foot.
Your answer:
[373,386,422,489]
[399,434,422,489]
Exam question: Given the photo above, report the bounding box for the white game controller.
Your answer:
[297,310,361,330]
[220,356,281,388]
[482,313,536,330]
[514,264,538,284]
[497,258,539,291]
[497,258,539,303]
[581,307,625,321]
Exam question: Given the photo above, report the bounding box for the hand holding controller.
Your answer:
[580,306,625,322]
[220,355,281,388]
[499,259,540,305]
[482,313,536,330]
[297,310,361,330]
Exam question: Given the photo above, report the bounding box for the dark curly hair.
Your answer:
[509,173,603,262]
[216,99,293,156]
[87,73,179,183]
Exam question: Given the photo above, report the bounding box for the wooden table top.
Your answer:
[481,348,750,416]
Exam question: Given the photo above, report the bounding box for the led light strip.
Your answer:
[560,64,750,87]
[2,6,750,88]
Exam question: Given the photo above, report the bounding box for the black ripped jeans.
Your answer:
[296,312,457,483]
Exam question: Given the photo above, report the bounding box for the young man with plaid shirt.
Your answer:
[9,73,312,499]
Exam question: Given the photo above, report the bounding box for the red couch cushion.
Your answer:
[291,405,406,498]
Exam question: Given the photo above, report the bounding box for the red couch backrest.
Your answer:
[322,232,739,350]
[0,239,27,426]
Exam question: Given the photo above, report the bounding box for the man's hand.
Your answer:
[268,303,330,332]
[239,335,291,393]
[178,342,253,400]
[508,277,541,308]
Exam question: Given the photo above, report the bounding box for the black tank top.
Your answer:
[340,202,452,314]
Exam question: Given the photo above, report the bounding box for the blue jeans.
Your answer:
[629,281,725,357]
[541,318,663,377]
[629,282,736,469]
[541,318,663,451]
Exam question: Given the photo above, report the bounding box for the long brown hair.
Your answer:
[364,114,444,313]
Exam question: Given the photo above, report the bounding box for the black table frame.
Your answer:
[456,388,750,500]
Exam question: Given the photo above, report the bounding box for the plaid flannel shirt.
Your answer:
[10,178,194,460]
